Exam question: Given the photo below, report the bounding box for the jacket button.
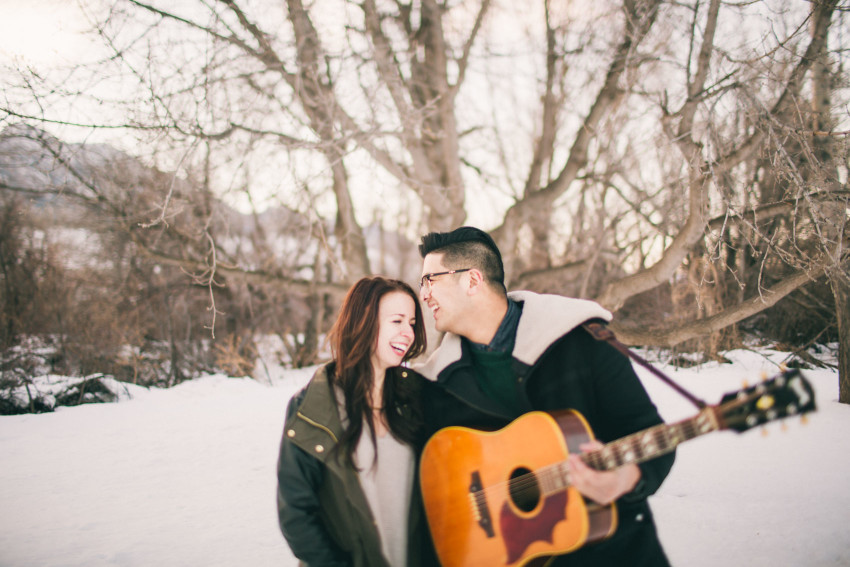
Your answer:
[401,371,408,378]
[315,445,325,453]
[636,513,644,522]
[287,429,296,438]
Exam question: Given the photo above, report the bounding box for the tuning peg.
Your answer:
[760,371,768,381]
[781,421,788,432]
[801,415,809,426]
[761,427,769,437]
[742,379,750,389]
[779,363,787,372]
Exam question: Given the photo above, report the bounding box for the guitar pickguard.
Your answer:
[500,491,568,564]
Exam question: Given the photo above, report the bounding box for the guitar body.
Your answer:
[420,410,617,567]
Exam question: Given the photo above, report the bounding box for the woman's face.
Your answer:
[371,291,417,376]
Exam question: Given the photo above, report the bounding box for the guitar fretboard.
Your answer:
[538,408,719,495]
[584,408,719,471]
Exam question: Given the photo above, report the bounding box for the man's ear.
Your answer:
[466,269,485,295]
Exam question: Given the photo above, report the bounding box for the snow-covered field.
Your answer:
[1,348,848,566]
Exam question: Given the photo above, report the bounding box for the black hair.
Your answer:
[418,226,506,293]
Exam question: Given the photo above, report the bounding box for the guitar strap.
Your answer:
[582,321,708,410]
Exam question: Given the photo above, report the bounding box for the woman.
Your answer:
[276,276,435,567]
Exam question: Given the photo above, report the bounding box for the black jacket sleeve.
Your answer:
[276,394,350,567]
[585,334,675,500]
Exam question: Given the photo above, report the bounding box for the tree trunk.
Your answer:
[832,270,850,403]
[810,1,848,403]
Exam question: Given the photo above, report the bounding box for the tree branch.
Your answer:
[611,260,830,346]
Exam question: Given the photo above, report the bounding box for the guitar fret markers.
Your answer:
[582,408,720,472]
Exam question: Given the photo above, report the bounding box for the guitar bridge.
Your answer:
[469,471,495,538]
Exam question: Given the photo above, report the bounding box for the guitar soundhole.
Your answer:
[508,467,540,513]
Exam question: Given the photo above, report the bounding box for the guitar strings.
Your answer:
[468,419,706,506]
[470,462,564,506]
[467,386,791,511]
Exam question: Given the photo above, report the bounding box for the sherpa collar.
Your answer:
[415,291,611,381]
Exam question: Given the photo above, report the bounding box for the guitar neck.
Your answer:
[582,408,719,471]
[538,408,720,496]
[538,369,813,495]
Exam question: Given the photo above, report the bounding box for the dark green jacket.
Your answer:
[276,364,436,567]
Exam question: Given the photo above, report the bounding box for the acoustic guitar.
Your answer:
[419,368,816,567]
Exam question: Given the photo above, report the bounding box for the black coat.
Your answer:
[416,291,675,567]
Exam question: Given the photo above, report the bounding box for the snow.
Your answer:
[1,348,848,566]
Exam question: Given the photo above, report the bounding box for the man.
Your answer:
[416,226,674,566]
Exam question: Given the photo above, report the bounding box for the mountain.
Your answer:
[0,122,420,281]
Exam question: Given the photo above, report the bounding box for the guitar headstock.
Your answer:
[716,368,816,433]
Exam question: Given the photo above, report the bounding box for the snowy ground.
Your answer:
[1,348,848,567]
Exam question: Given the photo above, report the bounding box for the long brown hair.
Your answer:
[326,276,427,468]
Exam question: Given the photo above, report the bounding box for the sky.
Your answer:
[0,0,97,66]
[0,346,848,566]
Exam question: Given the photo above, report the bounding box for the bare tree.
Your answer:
[808,1,849,402]
[2,0,848,386]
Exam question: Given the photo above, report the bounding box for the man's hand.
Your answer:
[566,440,641,505]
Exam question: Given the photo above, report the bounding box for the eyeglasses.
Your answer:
[419,269,471,291]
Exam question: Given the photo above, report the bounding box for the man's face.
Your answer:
[420,252,467,334]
